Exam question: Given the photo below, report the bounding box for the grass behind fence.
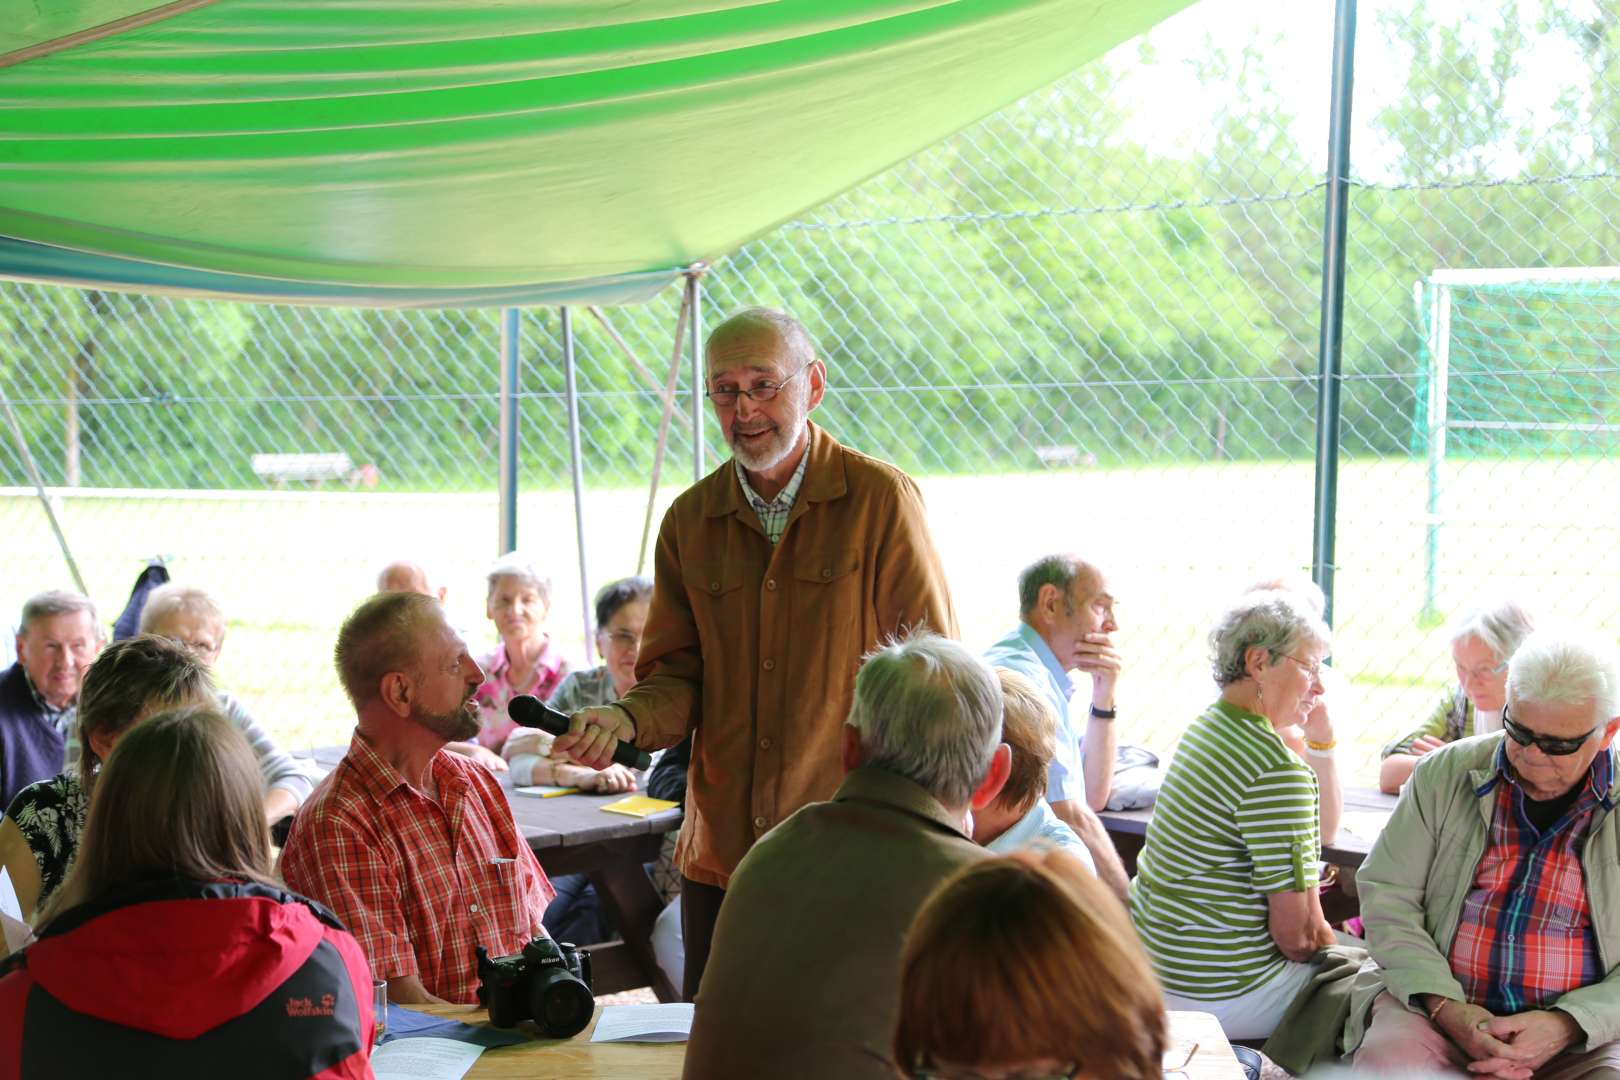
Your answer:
[3,453,1614,788]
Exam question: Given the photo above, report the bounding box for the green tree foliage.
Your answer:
[3,0,1617,490]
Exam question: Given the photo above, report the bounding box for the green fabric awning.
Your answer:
[0,0,1192,307]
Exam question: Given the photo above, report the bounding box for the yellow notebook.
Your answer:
[599,795,679,818]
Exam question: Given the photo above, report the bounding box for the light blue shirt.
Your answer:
[983,622,1085,806]
[985,800,1095,872]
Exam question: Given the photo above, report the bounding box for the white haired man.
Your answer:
[682,634,1009,1080]
[1348,631,1620,1078]
[1,591,100,810]
[555,307,956,999]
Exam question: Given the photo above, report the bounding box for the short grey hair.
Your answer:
[1508,631,1620,725]
[486,552,552,607]
[1450,599,1535,665]
[845,633,1003,807]
[1018,555,1086,617]
[1210,590,1332,688]
[707,307,818,370]
[20,590,99,636]
[138,584,224,634]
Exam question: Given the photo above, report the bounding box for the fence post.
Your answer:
[689,268,706,483]
[1311,0,1357,627]
[561,306,593,648]
[498,307,520,556]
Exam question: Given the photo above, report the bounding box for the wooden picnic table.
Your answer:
[1098,786,1399,871]
[406,1005,1245,1079]
[305,746,683,1001]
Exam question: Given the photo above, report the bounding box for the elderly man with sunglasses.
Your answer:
[1347,630,1620,1079]
[554,306,956,1001]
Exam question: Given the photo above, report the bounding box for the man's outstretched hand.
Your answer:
[551,705,636,770]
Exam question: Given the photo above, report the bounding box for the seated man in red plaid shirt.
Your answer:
[282,591,555,1005]
[1347,630,1620,1079]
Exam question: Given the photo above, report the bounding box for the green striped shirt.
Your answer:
[1128,699,1320,998]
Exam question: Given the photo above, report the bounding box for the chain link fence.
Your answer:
[3,0,1618,782]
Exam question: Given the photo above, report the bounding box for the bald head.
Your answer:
[705,307,817,375]
[377,560,443,602]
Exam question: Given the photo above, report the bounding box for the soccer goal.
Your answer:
[1414,266,1620,619]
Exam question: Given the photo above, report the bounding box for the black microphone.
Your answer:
[507,694,652,771]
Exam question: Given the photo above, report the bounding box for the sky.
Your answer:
[1103,0,1596,182]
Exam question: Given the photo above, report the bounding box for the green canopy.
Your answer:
[0,0,1191,307]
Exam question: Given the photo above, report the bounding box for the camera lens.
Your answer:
[536,976,594,1038]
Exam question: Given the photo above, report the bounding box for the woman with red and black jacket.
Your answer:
[0,705,375,1080]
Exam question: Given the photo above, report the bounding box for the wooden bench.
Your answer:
[251,452,358,487]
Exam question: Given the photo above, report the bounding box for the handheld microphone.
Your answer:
[507,694,652,771]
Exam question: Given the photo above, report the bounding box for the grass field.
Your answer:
[4,452,1616,788]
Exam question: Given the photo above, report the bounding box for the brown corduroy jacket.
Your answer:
[619,422,957,887]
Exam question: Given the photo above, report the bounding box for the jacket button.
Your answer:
[765,578,776,590]
[709,581,720,592]
[759,737,772,750]
[763,658,776,671]
[821,567,832,578]
[753,816,767,829]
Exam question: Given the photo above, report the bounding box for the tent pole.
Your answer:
[562,307,592,647]
[498,308,520,556]
[0,386,87,594]
[636,292,693,575]
[689,267,706,483]
[1310,0,1356,627]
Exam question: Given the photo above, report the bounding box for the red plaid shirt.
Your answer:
[281,731,555,1003]
[472,639,570,750]
[1447,743,1611,1014]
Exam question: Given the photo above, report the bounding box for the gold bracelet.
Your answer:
[1305,739,1337,751]
[1427,998,1449,1024]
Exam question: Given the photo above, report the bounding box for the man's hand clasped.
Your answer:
[1430,998,1581,1079]
[551,705,636,771]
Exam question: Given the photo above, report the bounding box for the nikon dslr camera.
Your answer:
[476,938,594,1036]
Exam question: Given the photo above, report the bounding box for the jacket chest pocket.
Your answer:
[683,561,746,643]
[789,548,863,639]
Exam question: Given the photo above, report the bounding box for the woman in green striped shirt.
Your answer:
[1127,590,1337,1040]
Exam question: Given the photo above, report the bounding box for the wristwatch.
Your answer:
[1089,704,1116,720]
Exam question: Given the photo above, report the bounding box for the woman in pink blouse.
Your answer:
[469,553,571,753]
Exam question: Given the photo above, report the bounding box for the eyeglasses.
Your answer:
[1282,654,1325,680]
[597,630,639,650]
[705,362,812,406]
[1163,1042,1199,1077]
[1502,704,1596,757]
[1457,659,1509,681]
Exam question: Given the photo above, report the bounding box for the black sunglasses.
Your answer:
[1502,704,1596,757]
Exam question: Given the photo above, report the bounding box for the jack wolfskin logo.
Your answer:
[285,993,336,1017]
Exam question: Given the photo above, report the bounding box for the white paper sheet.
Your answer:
[369,1038,485,1080]
[590,1003,695,1043]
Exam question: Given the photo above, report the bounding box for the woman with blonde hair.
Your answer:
[894,849,1167,1080]
[0,706,374,1077]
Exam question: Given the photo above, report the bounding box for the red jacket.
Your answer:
[0,879,375,1080]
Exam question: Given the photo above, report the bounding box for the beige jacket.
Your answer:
[1345,734,1620,1052]
[620,423,956,887]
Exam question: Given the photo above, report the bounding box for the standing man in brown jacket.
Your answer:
[554,306,957,999]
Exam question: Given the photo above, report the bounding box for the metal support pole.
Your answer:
[498,308,520,556]
[1310,0,1357,627]
[0,388,87,594]
[561,307,593,646]
[689,268,706,482]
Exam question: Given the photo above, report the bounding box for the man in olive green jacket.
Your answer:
[1347,632,1620,1078]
